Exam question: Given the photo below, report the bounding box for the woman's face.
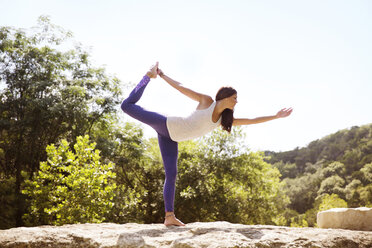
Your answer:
[226,94,238,110]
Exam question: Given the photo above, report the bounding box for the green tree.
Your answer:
[356,163,372,207]
[0,16,121,226]
[360,163,372,185]
[108,127,287,225]
[272,161,297,179]
[317,175,345,198]
[176,128,287,224]
[345,179,363,207]
[321,161,346,178]
[22,135,116,225]
[0,175,16,229]
[358,184,372,207]
[289,215,308,228]
[318,194,347,212]
[266,124,372,226]
[113,136,166,224]
[282,170,322,214]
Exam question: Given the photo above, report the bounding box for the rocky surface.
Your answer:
[1,221,372,248]
[317,207,372,231]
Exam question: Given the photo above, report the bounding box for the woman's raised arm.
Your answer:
[157,68,212,104]
[233,108,293,126]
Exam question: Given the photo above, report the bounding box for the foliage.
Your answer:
[0,16,121,226]
[266,124,372,177]
[266,124,372,227]
[321,161,346,178]
[290,216,308,228]
[317,175,345,197]
[318,194,347,212]
[0,175,16,229]
[107,127,288,225]
[360,163,372,184]
[272,161,297,179]
[109,136,165,224]
[22,135,116,225]
[281,169,322,214]
[177,127,288,225]
[88,120,150,223]
[358,184,372,207]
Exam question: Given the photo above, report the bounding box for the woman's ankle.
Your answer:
[165,211,175,218]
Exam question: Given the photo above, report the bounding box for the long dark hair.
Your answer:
[215,87,237,133]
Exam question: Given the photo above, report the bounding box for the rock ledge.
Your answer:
[1,221,371,248]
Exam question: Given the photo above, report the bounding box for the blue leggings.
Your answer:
[121,75,178,212]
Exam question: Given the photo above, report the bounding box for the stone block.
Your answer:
[317,207,372,231]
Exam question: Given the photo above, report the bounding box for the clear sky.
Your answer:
[1,0,371,152]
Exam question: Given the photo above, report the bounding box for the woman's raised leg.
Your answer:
[121,75,170,138]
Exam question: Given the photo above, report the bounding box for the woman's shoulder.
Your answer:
[196,95,214,110]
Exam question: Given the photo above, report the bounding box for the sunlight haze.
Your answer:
[2,0,371,151]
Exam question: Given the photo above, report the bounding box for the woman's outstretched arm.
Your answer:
[233,108,293,126]
[157,68,212,104]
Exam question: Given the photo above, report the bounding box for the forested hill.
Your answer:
[265,123,372,178]
[264,123,372,227]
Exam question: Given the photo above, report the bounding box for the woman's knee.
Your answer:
[121,99,130,113]
[165,167,177,183]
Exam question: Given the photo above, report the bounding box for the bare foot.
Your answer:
[146,62,159,79]
[164,214,185,227]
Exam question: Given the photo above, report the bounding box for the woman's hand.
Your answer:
[146,62,159,78]
[157,67,164,77]
[276,108,293,118]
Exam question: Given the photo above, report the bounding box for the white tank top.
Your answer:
[166,101,221,142]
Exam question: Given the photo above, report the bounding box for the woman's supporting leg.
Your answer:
[157,134,178,212]
[158,134,184,226]
[121,75,170,138]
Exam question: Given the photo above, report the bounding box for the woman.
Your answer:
[121,62,292,226]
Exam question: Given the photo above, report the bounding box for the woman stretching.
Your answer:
[121,62,293,226]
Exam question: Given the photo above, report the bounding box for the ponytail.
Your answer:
[220,108,234,132]
[215,87,237,133]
